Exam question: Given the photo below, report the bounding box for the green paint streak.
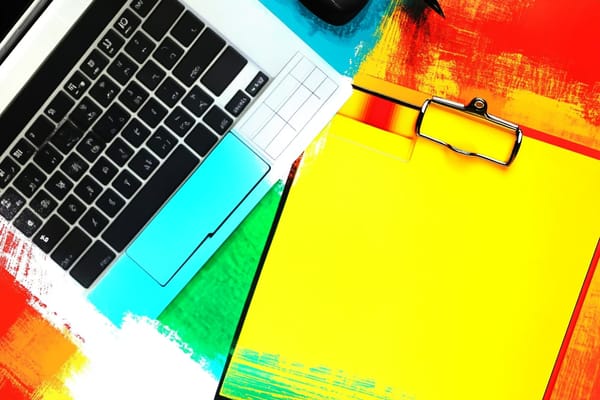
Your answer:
[158,181,284,376]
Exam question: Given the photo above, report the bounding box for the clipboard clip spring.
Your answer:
[416,97,523,167]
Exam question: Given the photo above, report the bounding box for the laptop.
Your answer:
[0,0,352,324]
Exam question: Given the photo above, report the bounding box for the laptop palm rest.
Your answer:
[127,133,269,286]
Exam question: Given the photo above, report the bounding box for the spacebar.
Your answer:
[102,145,199,252]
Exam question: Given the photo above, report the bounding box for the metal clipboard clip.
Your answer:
[416,97,523,166]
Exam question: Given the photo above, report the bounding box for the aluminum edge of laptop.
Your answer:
[0,0,352,325]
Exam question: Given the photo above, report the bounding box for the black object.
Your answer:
[299,0,369,25]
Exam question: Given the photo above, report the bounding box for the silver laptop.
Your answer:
[0,0,351,323]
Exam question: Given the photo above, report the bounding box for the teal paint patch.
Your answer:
[221,349,403,399]
[260,0,393,76]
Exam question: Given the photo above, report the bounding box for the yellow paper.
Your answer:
[221,93,600,400]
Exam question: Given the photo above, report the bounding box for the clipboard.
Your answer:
[218,81,600,400]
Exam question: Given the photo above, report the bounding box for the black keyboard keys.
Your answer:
[0,158,20,188]
[114,8,141,38]
[90,75,120,107]
[30,190,58,219]
[33,215,69,253]
[13,208,42,237]
[93,103,130,142]
[128,148,159,179]
[45,171,74,200]
[147,126,176,158]
[90,157,118,185]
[103,145,199,252]
[119,81,149,112]
[70,97,102,130]
[60,153,89,182]
[64,71,91,100]
[77,133,106,163]
[246,71,269,96]
[70,241,116,288]
[14,164,46,197]
[0,188,26,220]
[125,31,155,63]
[58,195,86,224]
[156,77,185,107]
[153,37,184,70]
[185,123,217,157]
[138,98,167,128]
[45,91,75,123]
[108,53,139,85]
[81,49,109,80]
[79,207,109,237]
[25,116,55,147]
[10,139,35,165]
[165,107,194,137]
[51,227,91,270]
[182,86,213,117]
[201,47,247,96]
[51,121,85,154]
[171,10,204,47]
[130,0,159,18]
[142,0,184,40]
[203,106,233,135]
[106,138,134,166]
[122,118,151,147]
[98,29,125,58]
[136,60,166,90]
[173,28,225,87]
[96,188,125,217]
[226,90,251,117]
[34,144,63,174]
[112,169,141,198]
[75,176,103,204]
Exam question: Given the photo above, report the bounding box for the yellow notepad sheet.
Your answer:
[223,100,600,399]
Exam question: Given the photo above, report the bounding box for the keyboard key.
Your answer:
[122,118,151,147]
[171,10,204,47]
[225,90,251,117]
[106,138,134,166]
[90,157,118,185]
[30,190,58,219]
[76,133,106,163]
[81,49,109,79]
[60,153,89,182]
[185,123,218,157]
[153,37,184,70]
[103,145,199,252]
[93,103,130,142]
[201,47,247,96]
[165,106,194,137]
[64,71,91,100]
[10,139,35,165]
[45,91,75,122]
[173,28,225,87]
[107,53,139,85]
[147,126,176,158]
[138,98,167,128]
[130,0,159,17]
[51,227,91,270]
[25,115,55,147]
[51,121,85,154]
[96,188,125,217]
[156,77,185,107]
[14,164,46,197]
[246,71,269,96]
[75,175,103,204]
[69,97,102,130]
[0,158,20,188]
[13,208,42,237]
[0,188,26,220]
[112,169,141,198]
[182,85,213,117]
[90,75,120,107]
[79,207,109,237]
[98,29,125,58]
[45,171,74,200]
[114,8,141,38]
[136,60,166,90]
[58,195,86,224]
[70,241,116,288]
[125,31,155,63]
[33,144,63,174]
[33,215,69,253]
[203,106,233,135]
[119,81,149,112]
[128,148,159,179]
[142,0,184,40]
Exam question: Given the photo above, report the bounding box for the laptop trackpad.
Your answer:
[127,134,269,286]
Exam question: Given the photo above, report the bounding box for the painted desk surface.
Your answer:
[2,0,600,399]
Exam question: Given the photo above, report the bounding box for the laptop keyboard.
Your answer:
[0,0,271,288]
